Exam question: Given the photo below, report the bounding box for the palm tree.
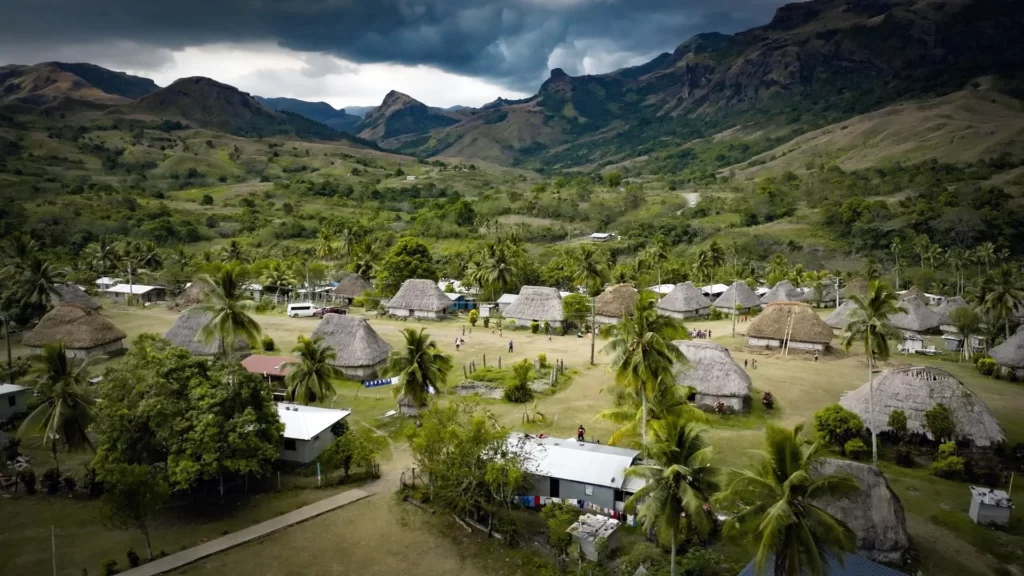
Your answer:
[982,265,1024,340]
[84,235,121,275]
[974,242,995,275]
[949,306,982,361]
[717,424,859,576]
[572,245,609,365]
[338,227,356,263]
[603,292,687,446]
[17,255,62,310]
[641,238,670,286]
[261,261,296,303]
[625,416,719,576]
[195,264,262,360]
[913,234,931,269]
[477,241,522,302]
[314,229,338,261]
[283,336,342,405]
[841,281,904,464]
[764,253,789,284]
[706,240,726,282]
[598,383,706,448]
[924,243,943,271]
[220,240,247,264]
[384,328,453,411]
[18,344,96,473]
[889,238,902,289]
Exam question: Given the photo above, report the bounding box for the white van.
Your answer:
[287,303,320,318]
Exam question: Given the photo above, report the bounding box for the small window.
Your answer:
[284,439,297,451]
[585,485,594,496]
[7,395,15,407]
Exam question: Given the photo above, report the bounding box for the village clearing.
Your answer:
[2,304,1023,576]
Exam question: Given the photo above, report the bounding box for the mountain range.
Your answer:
[1,0,1021,171]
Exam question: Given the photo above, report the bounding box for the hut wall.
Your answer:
[713,305,758,315]
[594,315,622,325]
[28,339,124,359]
[659,308,708,320]
[747,337,825,351]
[279,429,337,464]
[969,501,1011,526]
[0,390,29,421]
[414,310,444,320]
[511,318,563,328]
[338,361,386,381]
[399,404,421,417]
[695,394,746,413]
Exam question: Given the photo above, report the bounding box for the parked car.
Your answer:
[314,307,348,318]
[287,303,321,318]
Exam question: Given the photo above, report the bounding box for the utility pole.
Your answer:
[1,314,12,383]
[589,294,596,365]
[834,276,841,309]
[731,282,737,338]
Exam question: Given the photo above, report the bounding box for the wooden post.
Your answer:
[463,366,468,379]
[483,354,487,368]
[498,356,502,369]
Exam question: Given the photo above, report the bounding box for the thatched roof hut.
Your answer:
[672,340,752,412]
[747,302,833,350]
[332,273,372,303]
[24,305,126,358]
[800,282,838,307]
[760,280,802,305]
[594,284,638,324]
[164,306,252,358]
[53,283,101,310]
[899,286,926,302]
[504,286,564,326]
[839,366,1005,447]
[825,300,858,330]
[311,314,392,379]
[812,459,909,563]
[712,281,761,313]
[657,282,711,318]
[989,328,1024,374]
[170,281,211,311]
[888,296,945,334]
[386,279,451,319]
[936,296,968,324]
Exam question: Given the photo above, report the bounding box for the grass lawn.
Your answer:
[3,303,1024,575]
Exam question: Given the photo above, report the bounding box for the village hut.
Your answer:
[53,283,101,310]
[397,394,421,417]
[759,280,803,305]
[672,341,752,412]
[310,314,392,379]
[746,302,833,351]
[24,305,126,359]
[712,281,761,315]
[169,281,211,312]
[841,278,869,301]
[899,286,926,302]
[331,272,372,305]
[888,296,945,335]
[504,286,564,328]
[164,306,252,358]
[812,459,910,563]
[839,366,1005,447]
[936,296,968,320]
[800,282,838,308]
[656,282,712,319]
[825,299,859,331]
[593,284,638,325]
[988,328,1024,378]
[386,279,452,320]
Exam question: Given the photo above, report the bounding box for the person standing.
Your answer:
[814,350,819,362]
[577,424,586,442]
[455,337,460,352]
[744,358,748,369]
[508,339,514,354]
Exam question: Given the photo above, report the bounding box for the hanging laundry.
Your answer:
[534,495,541,507]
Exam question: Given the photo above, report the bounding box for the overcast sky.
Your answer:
[0,0,788,109]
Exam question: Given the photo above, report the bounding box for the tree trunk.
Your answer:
[51,441,60,475]
[867,338,877,465]
[670,528,677,576]
[142,525,153,560]
[640,389,648,453]
[219,473,224,498]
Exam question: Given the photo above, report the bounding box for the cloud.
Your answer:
[0,0,788,93]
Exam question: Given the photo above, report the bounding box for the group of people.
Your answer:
[690,329,712,339]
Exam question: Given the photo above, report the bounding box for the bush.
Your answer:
[938,441,958,459]
[543,320,551,334]
[482,317,490,328]
[41,467,62,495]
[931,456,965,479]
[538,353,549,369]
[530,321,540,334]
[18,469,37,494]
[101,559,119,576]
[468,309,479,326]
[62,475,77,494]
[894,446,913,467]
[844,439,868,460]
[924,403,956,443]
[540,504,580,557]
[619,542,667,576]
[260,336,275,352]
[199,194,213,206]
[887,410,908,441]
[976,357,997,376]
[679,548,734,576]
[503,360,535,403]
[127,550,141,568]
[814,404,864,448]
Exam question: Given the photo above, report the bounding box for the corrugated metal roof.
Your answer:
[0,383,29,396]
[509,433,642,490]
[736,554,906,576]
[241,355,295,378]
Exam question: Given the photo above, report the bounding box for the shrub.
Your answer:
[41,467,62,495]
[538,353,549,369]
[814,404,864,448]
[556,326,565,336]
[530,321,540,334]
[619,542,668,576]
[931,456,965,479]
[468,309,479,326]
[540,504,580,557]
[844,439,868,460]
[887,410,908,441]
[762,391,775,410]
[260,336,275,352]
[482,317,490,328]
[62,475,78,494]
[679,548,734,576]
[543,320,551,334]
[127,550,141,568]
[924,403,956,443]
[199,194,213,206]
[101,559,119,576]
[18,469,37,495]
[894,446,913,467]
[937,441,958,459]
[976,357,997,376]
[504,360,535,403]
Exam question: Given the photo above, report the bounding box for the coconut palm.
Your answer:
[283,336,342,405]
[220,240,247,264]
[764,253,789,283]
[314,229,338,261]
[974,242,995,275]
[949,306,982,361]
[476,241,522,301]
[924,243,943,270]
[717,424,858,576]
[572,245,609,365]
[598,383,706,448]
[625,415,719,576]
[841,280,904,464]
[641,238,671,286]
[706,240,726,281]
[17,255,62,311]
[889,238,902,289]
[18,343,96,473]
[195,264,262,360]
[384,328,453,411]
[982,265,1024,340]
[603,291,687,447]
[83,235,121,275]
[912,234,931,269]
[261,261,296,303]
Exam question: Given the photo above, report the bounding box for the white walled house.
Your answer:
[105,284,167,304]
[0,384,30,422]
[277,404,351,464]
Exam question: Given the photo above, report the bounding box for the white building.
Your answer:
[0,384,30,422]
[699,283,730,299]
[105,284,167,304]
[496,293,519,314]
[276,404,351,464]
[590,232,612,242]
[95,277,121,291]
[968,486,1012,527]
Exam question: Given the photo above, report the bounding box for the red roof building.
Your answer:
[241,355,295,379]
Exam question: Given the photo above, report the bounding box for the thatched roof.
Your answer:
[800,282,837,304]
[672,340,751,398]
[760,280,803,305]
[839,366,1005,446]
[332,273,372,300]
[899,286,926,302]
[53,284,100,310]
[811,459,909,563]
[657,282,711,314]
[504,286,564,322]
[989,328,1024,369]
[170,281,211,311]
[164,306,252,357]
[24,305,126,349]
[887,296,945,333]
[387,279,451,312]
[825,300,858,330]
[311,315,392,368]
[936,296,968,321]
[594,284,638,319]
[712,281,761,309]
[747,302,834,344]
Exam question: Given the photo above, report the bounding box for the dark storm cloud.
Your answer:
[0,0,787,90]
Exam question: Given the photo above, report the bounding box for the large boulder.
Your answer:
[812,459,910,564]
